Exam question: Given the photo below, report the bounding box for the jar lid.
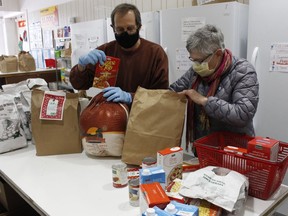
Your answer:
[142,156,157,165]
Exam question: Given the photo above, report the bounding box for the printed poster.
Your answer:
[40,6,59,28]
[181,17,205,42]
[270,43,288,72]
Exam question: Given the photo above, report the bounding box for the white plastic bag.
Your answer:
[179,166,248,212]
[0,91,27,153]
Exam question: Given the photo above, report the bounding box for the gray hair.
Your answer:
[186,24,225,56]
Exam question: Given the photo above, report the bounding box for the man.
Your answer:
[70,3,169,104]
[169,24,259,152]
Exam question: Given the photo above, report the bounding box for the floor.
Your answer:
[273,212,287,216]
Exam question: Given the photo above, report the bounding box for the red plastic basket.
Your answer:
[194,131,288,200]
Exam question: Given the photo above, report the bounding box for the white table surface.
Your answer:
[0,143,287,216]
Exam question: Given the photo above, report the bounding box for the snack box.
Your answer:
[139,182,170,214]
[186,198,222,216]
[165,178,185,203]
[247,137,279,161]
[94,56,120,89]
[139,166,166,189]
[157,147,183,188]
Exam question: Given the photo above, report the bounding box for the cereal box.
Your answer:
[157,147,183,188]
[247,137,279,161]
[93,56,120,88]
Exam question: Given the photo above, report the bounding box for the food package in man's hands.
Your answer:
[179,166,248,213]
[93,56,120,89]
[79,92,129,156]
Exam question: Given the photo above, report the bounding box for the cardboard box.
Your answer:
[193,0,248,6]
[0,55,18,72]
[139,182,170,214]
[186,198,222,216]
[247,137,279,161]
[0,180,26,211]
[157,147,183,188]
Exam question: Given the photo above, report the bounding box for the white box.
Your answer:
[157,147,183,188]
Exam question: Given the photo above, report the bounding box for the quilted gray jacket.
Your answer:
[169,56,259,140]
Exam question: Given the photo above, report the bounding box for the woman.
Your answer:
[169,24,259,153]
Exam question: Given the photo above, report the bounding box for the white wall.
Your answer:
[2,18,18,55]
[0,20,5,54]
[26,0,195,26]
[19,0,73,12]
[0,0,20,12]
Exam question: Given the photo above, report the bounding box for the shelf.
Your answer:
[55,37,71,41]
[56,56,71,60]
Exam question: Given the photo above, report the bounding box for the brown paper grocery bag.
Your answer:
[18,51,36,71]
[0,55,18,72]
[121,87,187,165]
[31,89,82,156]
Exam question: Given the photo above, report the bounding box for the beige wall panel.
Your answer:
[183,0,193,7]
[151,0,162,11]
[177,0,184,8]
[134,0,143,12]
[166,0,178,9]
[142,0,152,12]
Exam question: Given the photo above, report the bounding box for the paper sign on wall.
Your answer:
[270,43,288,72]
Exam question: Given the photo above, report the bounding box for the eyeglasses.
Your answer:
[111,25,138,35]
[189,53,213,64]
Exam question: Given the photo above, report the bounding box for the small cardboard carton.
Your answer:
[247,137,279,161]
[157,147,183,188]
[93,56,120,89]
[139,182,170,214]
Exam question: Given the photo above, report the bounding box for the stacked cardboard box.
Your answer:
[193,0,249,6]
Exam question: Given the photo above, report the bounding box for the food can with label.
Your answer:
[128,177,139,207]
[142,157,157,169]
[112,163,128,188]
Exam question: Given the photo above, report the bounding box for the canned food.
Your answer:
[128,178,139,207]
[112,163,128,188]
[142,156,157,168]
